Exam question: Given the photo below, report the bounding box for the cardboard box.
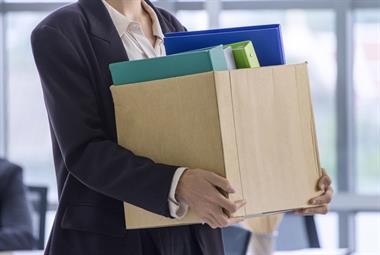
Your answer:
[110,63,322,229]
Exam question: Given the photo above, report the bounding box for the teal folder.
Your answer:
[110,45,228,85]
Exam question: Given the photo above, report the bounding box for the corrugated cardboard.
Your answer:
[110,63,322,229]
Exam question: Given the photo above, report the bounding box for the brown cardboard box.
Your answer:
[110,63,323,229]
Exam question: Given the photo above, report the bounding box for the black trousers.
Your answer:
[44,224,224,255]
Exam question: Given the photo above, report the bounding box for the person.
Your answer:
[0,158,34,251]
[31,0,333,254]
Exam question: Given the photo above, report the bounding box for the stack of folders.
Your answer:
[110,24,285,85]
[110,42,261,85]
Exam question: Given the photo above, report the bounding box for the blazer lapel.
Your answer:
[78,0,174,59]
[77,0,177,86]
[78,0,127,60]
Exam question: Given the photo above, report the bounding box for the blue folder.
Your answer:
[164,24,285,67]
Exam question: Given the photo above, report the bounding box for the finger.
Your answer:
[213,207,245,228]
[233,200,246,212]
[208,213,223,229]
[203,216,218,229]
[216,197,246,214]
[318,172,332,191]
[294,208,311,215]
[212,210,229,228]
[301,205,329,215]
[294,209,304,215]
[215,195,236,213]
[206,173,235,193]
[226,216,245,227]
[309,187,333,205]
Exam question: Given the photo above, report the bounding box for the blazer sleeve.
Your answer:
[31,25,178,217]
[0,165,34,251]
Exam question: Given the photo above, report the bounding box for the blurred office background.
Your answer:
[0,0,378,253]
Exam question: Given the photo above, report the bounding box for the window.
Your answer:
[356,213,380,253]
[176,10,208,30]
[353,9,380,252]
[6,12,57,202]
[354,9,380,195]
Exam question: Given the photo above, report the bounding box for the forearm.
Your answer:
[65,138,178,216]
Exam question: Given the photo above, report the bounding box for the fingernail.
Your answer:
[229,187,236,193]
[311,199,317,205]
[234,200,246,208]
[320,184,325,191]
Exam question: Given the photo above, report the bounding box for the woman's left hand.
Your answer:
[295,168,334,215]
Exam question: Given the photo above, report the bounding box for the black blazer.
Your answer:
[31,0,224,254]
[0,159,34,251]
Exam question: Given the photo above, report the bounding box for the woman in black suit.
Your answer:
[31,1,333,254]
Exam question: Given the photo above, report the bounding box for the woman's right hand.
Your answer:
[175,168,246,229]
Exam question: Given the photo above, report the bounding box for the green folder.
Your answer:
[226,41,260,69]
[110,45,228,85]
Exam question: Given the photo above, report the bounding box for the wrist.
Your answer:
[175,168,190,204]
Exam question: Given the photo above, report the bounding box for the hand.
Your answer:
[176,168,246,229]
[295,168,334,215]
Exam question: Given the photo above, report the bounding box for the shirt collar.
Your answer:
[102,0,164,40]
